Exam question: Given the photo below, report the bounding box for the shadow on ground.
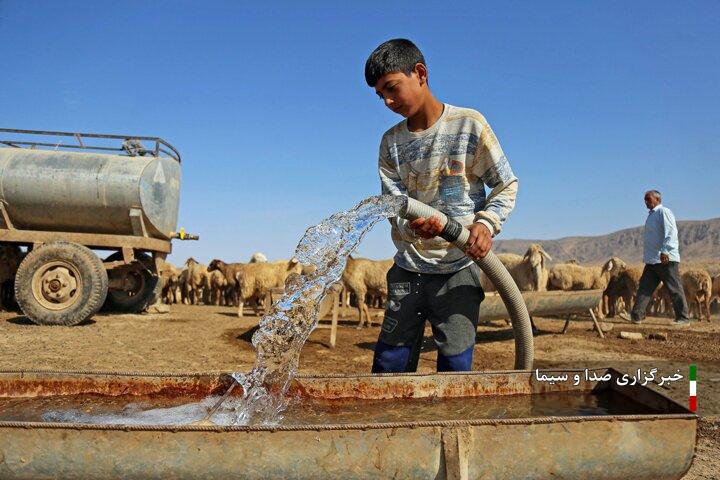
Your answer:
[6,316,96,327]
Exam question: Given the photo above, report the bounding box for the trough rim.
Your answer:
[0,413,697,432]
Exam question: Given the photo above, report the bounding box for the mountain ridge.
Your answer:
[494,217,720,264]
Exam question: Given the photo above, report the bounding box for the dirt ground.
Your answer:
[1,304,718,478]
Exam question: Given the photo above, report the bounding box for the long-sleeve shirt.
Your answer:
[643,204,680,264]
[379,104,518,274]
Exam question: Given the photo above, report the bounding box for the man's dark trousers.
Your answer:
[631,262,689,322]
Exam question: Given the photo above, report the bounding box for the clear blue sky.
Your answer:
[1,1,718,265]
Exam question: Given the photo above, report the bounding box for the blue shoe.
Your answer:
[674,318,690,326]
[630,318,643,325]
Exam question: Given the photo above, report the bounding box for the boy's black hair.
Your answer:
[365,38,426,87]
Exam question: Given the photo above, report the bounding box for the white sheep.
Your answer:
[548,257,625,318]
[249,252,268,263]
[158,261,183,304]
[205,269,228,306]
[182,258,208,305]
[548,257,624,291]
[236,258,302,318]
[480,244,552,292]
[342,256,393,328]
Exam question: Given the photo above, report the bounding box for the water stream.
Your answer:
[224,194,406,425]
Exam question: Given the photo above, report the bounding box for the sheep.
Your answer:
[480,244,552,292]
[367,292,387,309]
[207,259,245,306]
[182,258,208,305]
[236,259,302,318]
[205,269,228,306]
[651,282,673,317]
[712,275,720,309]
[603,263,643,316]
[682,269,712,322]
[548,257,624,292]
[158,261,183,304]
[602,273,626,317]
[249,252,268,263]
[0,245,23,310]
[342,256,393,328]
[619,266,643,309]
[548,257,625,319]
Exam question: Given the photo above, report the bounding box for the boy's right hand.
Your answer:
[409,216,444,239]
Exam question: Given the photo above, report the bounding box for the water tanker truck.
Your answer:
[0,128,197,326]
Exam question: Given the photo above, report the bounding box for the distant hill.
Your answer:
[494,217,720,264]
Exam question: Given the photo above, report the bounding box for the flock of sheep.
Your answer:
[0,242,717,325]
[160,245,720,324]
[159,254,391,324]
[0,239,714,325]
[486,245,717,321]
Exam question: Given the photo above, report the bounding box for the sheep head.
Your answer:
[185,257,199,267]
[523,244,552,267]
[523,244,552,290]
[207,259,224,272]
[286,257,305,275]
[249,252,267,263]
[601,257,626,278]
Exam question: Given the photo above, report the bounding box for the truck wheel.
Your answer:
[14,242,108,326]
[103,252,161,313]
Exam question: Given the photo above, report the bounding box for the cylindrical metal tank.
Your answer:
[0,149,180,240]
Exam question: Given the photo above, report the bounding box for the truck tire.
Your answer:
[14,242,108,326]
[103,252,162,313]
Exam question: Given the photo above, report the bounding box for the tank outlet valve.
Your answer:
[171,228,199,241]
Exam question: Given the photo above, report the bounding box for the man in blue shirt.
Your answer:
[630,190,689,325]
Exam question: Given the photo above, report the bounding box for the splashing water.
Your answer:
[40,195,407,427]
[224,194,406,425]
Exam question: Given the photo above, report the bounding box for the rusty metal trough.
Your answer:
[0,368,696,479]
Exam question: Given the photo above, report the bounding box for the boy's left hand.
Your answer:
[465,223,493,260]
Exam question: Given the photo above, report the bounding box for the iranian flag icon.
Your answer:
[689,365,697,412]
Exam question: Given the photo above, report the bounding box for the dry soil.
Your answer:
[1,304,718,478]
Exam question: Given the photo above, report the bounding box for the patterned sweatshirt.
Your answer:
[379,104,518,274]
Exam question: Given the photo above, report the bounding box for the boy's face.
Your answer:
[374,64,427,118]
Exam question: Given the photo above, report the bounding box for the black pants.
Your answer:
[631,262,689,322]
[373,263,484,372]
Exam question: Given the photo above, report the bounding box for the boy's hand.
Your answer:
[409,216,444,239]
[465,223,493,260]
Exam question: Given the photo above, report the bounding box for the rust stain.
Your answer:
[0,374,229,398]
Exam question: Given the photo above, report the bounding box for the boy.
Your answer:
[365,39,518,373]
